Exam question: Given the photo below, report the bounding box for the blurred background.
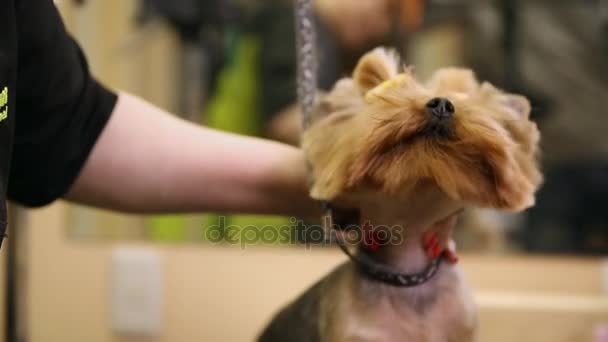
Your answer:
[2,0,608,341]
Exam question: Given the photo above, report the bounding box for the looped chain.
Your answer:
[294,0,317,130]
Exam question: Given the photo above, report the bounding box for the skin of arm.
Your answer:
[66,92,320,220]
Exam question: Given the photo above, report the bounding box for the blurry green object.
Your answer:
[147,215,189,242]
[148,33,291,243]
[204,33,292,244]
[205,34,261,135]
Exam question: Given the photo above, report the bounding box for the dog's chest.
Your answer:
[321,264,476,342]
[337,308,436,341]
[328,292,440,341]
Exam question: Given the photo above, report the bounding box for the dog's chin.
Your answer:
[350,121,537,212]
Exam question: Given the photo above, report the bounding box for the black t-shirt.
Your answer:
[0,0,117,246]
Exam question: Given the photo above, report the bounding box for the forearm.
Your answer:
[66,92,319,219]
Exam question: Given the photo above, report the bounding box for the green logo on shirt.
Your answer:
[0,87,7,122]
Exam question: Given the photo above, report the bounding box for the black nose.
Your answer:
[426,97,454,120]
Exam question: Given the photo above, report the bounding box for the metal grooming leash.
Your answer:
[293,0,444,287]
[294,0,317,130]
[293,0,333,244]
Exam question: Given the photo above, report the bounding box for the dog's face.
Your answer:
[303,48,542,211]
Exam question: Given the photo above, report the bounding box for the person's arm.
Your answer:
[9,0,318,219]
[65,93,319,219]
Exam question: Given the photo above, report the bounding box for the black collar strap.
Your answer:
[321,201,445,287]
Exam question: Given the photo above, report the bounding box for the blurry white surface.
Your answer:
[111,248,162,337]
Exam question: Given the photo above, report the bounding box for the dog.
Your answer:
[258,47,542,342]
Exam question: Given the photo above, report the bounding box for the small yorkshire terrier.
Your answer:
[259,48,542,342]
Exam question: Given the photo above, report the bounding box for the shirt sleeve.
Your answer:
[7,0,118,206]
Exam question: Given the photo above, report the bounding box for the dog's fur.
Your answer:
[259,47,542,342]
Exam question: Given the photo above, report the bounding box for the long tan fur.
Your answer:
[303,48,541,211]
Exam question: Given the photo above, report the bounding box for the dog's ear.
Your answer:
[482,84,540,185]
[499,93,542,200]
[502,94,531,119]
[353,47,400,94]
[426,68,479,94]
[480,83,531,119]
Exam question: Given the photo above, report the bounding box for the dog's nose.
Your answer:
[426,97,454,120]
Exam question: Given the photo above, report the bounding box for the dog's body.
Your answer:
[259,48,541,342]
[260,187,477,342]
[260,260,475,342]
